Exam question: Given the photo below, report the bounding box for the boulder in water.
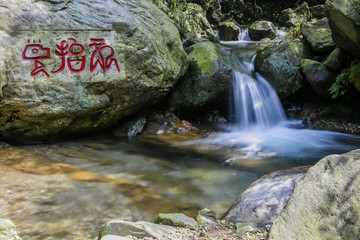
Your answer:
[218,20,241,41]
[255,39,310,98]
[268,150,360,240]
[0,0,188,143]
[301,59,335,97]
[248,21,276,41]
[326,0,360,57]
[169,41,232,112]
[301,18,336,53]
[223,169,306,229]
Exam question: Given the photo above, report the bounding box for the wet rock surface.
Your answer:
[223,169,306,229]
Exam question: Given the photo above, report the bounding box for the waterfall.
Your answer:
[238,28,250,41]
[228,40,286,130]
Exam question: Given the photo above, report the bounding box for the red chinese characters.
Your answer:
[22,38,120,78]
[89,38,120,73]
[22,40,51,78]
[52,38,86,74]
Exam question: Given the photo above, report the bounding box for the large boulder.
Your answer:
[218,20,241,41]
[326,0,360,57]
[301,59,335,97]
[268,149,360,240]
[248,21,276,41]
[223,169,306,229]
[0,0,188,143]
[310,4,327,19]
[169,41,232,111]
[255,39,310,98]
[0,219,22,240]
[301,18,336,53]
[323,47,346,71]
[278,2,312,28]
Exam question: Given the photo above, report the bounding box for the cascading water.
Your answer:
[188,29,360,161]
[230,56,285,130]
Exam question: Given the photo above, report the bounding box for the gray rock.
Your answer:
[223,169,306,229]
[278,2,312,28]
[301,59,335,97]
[310,4,327,19]
[196,208,216,226]
[113,115,146,137]
[301,18,336,53]
[248,21,276,41]
[154,213,198,230]
[169,41,232,111]
[0,0,188,143]
[268,149,360,240]
[323,47,345,71]
[218,20,241,41]
[326,0,360,57]
[98,220,176,240]
[236,223,257,235]
[255,39,310,98]
[0,219,22,240]
[100,235,132,240]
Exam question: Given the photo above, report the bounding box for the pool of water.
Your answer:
[1,124,360,239]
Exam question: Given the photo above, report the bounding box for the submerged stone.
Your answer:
[154,213,198,230]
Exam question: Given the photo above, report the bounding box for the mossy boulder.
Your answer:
[301,18,336,53]
[154,213,198,230]
[278,2,312,28]
[0,0,188,143]
[268,150,360,240]
[196,208,216,226]
[310,4,327,19]
[301,59,335,97]
[248,21,276,41]
[326,0,360,57]
[169,41,232,112]
[0,219,22,240]
[218,20,241,41]
[323,47,345,71]
[254,39,310,98]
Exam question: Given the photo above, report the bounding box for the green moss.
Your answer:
[330,60,360,98]
[189,42,218,76]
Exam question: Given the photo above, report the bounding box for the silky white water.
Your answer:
[189,32,360,162]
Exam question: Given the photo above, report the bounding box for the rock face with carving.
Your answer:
[0,0,188,143]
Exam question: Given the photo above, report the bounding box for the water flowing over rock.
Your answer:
[255,39,310,98]
[0,0,188,143]
[169,42,232,112]
[248,21,276,41]
[268,150,360,240]
[301,18,336,53]
[223,169,306,229]
[326,0,360,57]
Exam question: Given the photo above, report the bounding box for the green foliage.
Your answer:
[330,60,360,99]
[287,23,302,39]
